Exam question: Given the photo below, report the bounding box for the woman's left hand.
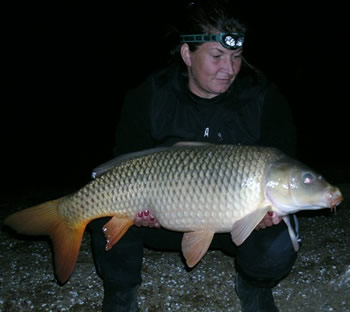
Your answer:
[255,211,282,230]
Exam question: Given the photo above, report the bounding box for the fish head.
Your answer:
[265,158,343,215]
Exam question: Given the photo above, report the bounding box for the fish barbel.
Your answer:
[4,143,343,284]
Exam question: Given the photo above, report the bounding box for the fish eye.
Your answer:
[302,172,314,184]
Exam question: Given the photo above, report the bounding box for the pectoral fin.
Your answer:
[282,216,300,252]
[181,230,215,268]
[103,216,134,251]
[231,207,269,246]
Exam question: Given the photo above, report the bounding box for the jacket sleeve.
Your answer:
[112,78,156,157]
[259,83,297,157]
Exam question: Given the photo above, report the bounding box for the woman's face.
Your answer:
[181,42,243,99]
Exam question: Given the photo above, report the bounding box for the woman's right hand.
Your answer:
[134,210,161,228]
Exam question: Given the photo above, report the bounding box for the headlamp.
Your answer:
[180,32,244,50]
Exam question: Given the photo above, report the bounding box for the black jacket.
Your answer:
[113,63,296,157]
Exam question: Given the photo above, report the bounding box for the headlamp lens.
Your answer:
[222,34,243,49]
[180,32,244,50]
[224,35,236,47]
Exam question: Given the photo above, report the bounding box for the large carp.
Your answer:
[4,143,343,284]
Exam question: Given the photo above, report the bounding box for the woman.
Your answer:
[89,1,298,311]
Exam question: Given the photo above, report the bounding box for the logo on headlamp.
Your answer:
[180,32,244,50]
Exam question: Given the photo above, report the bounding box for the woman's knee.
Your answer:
[235,223,298,287]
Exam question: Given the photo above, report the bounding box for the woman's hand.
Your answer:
[255,211,282,230]
[134,210,161,228]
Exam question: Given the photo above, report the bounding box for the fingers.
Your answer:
[255,211,282,231]
[134,211,145,227]
[150,218,161,229]
[134,210,160,228]
[271,212,282,225]
[255,214,270,230]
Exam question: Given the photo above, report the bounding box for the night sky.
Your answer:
[3,1,349,194]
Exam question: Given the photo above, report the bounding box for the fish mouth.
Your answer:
[329,195,343,211]
[326,187,343,211]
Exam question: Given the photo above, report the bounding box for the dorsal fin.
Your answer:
[174,141,213,147]
[92,141,213,178]
[92,147,170,178]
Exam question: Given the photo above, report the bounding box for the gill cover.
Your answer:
[265,158,332,215]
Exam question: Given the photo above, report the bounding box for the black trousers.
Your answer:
[88,217,298,290]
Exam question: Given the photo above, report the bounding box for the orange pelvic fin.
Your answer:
[103,216,134,251]
[181,230,215,268]
[4,197,87,284]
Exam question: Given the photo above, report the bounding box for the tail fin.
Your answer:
[4,197,87,284]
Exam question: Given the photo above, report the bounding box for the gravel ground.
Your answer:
[0,183,349,312]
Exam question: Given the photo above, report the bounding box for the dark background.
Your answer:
[2,1,349,195]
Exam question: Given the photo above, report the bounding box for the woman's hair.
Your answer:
[169,0,247,54]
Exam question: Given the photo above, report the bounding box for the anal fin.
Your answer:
[181,230,214,268]
[103,216,134,251]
